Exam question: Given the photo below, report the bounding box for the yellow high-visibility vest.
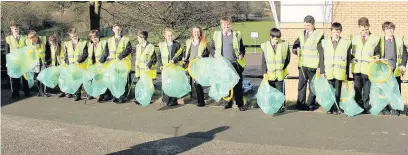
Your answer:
[322,38,351,80]
[107,36,131,70]
[5,35,27,50]
[351,34,380,75]
[135,43,157,79]
[88,40,108,66]
[380,36,404,77]
[64,39,88,69]
[213,31,246,68]
[260,40,289,81]
[298,30,323,68]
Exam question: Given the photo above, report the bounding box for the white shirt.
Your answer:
[332,37,340,43]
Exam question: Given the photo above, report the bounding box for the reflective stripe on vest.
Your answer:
[380,36,404,77]
[298,30,323,68]
[322,38,350,80]
[213,31,246,67]
[27,36,47,64]
[159,42,170,66]
[184,39,205,60]
[261,40,288,81]
[351,34,380,74]
[135,43,156,78]
[88,40,107,65]
[5,35,27,49]
[65,40,87,64]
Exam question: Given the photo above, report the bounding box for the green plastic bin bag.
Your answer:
[207,57,240,101]
[6,46,39,78]
[187,58,214,86]
[59,65,86,94]
[369,85,389,115]
[135,72,155,107]
[339,81,363,116]
[105,60,130,98]
[37,66,61,88]
[162,63,191,98]
[83,64,109,97]
[255,78,285,115]
[367,60,404,113]
[23,72,35,88]
[208,82,231,102]
[311,74,336,112]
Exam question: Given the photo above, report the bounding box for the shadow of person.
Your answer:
[107,126,230,155]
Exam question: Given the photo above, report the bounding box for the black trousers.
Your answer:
[34,73,46,95]
[189,75,205,106]
[228,62,244,107]
[328,79,342,112]
[353,73,371,112]
[162,93,178,105]
[297,67,317,107]
[74,84,83,97]
[11,77,30,96]
[268,80,285,108]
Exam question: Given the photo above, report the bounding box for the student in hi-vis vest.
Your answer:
[260,28,290,113]
[292,15,324,111]
[210,16,246,111]
[374,21,408,116]
[107,23,133,103]
[317,22,352,115]
[63,28,89,101]
[48,34,68,98]
[350,17,380,114]
[133,31,158,105]
[182,26,210,107]
[158,28,183,106]
[4,23,30,98]
[26,31,51,97]
[88,30,111,103]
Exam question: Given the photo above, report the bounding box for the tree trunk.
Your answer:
[89,1,101,31]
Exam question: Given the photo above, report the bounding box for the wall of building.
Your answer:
[279,1,408,104]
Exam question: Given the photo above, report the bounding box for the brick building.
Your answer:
[278,1,408,103]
